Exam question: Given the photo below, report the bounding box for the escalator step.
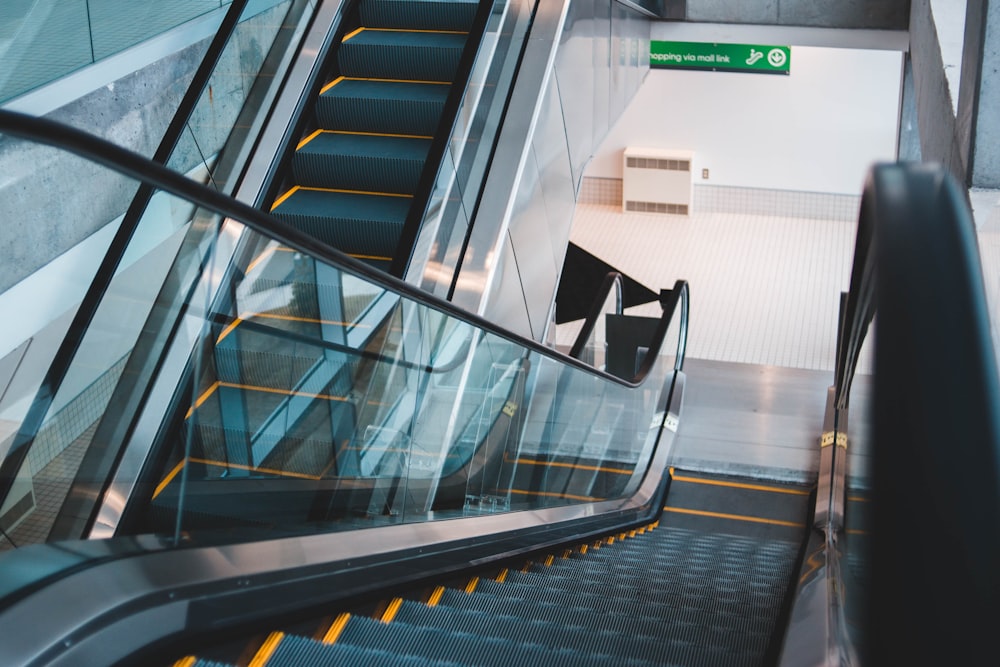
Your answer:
[437,588,771,635]
[466,579,788,617]
[333,614,662,667]
[339,29,466,81]
[317,79,449,137]
[394,599,767,664]
[271,188,410,257]
[293,132,431,194]
[359,0,479,32]
[496,571,791,610]
[268,633,460,667]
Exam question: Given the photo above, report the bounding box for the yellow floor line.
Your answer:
[671,470,810,496]
[664,506,806,528]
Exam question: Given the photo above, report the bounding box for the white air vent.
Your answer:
[622,147,693,215]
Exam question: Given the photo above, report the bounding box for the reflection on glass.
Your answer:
[128,217,671,541]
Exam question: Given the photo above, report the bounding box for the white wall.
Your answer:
[588,25,904,195]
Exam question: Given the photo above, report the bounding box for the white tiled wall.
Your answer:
[568,201,868,373]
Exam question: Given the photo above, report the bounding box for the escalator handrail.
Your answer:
[862,162,1000,664]
[798,161,1000,666]
[568,271,623,360]
[388,0,497,278]
[0,111,678,390]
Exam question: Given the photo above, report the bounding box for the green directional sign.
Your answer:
[651,41,791,74]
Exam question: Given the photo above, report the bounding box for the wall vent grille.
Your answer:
[622,147,693,215]
[625,201,689,215]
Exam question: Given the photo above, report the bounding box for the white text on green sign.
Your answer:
[650,41,791,74]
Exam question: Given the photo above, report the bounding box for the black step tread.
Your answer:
[359,0,479,31]
[334,615,669,667]
[269,633,462,666]
[436,589,773,635]
[270,188,409,257]
[292,132,431,194]
[339,30,466,81]
[317,79,450,135]
[393,599,771,655]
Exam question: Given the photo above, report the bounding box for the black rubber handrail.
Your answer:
[389,0,497,278]
[862,162,1000,666]
[0,111,686,513]
[569,272,624,360]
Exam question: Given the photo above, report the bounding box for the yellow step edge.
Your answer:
[561,548,572,559]
[578,544,588,555]
[427,585,446,606]
[381,598,403,623]
[151,459,188,500]
[495,569,508,583]
[320,75,346,94]
[248,632,284,667]
[349,253,393,262]
[297,128,325,150]
[346,26,469,37]
[173,657,197,667]
[274,185,414,201]
[543,554,555,567]
[464,577,479,594]
[342,75,452,85]
[322,612,351,644]
[520,561,532,573]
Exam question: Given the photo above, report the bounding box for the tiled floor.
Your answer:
[568,203,868,373]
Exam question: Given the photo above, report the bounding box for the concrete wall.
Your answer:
[684,0,911,30]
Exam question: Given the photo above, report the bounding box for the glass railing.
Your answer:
[0,1,231,103]
[0,113,686,552]
[0,0,313,547]
[404,0,537,293]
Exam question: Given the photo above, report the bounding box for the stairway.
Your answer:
[269,0,481,274]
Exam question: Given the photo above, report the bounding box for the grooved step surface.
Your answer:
[271,189,410,256]
[294,132,431,194]
[269,634,463,667]
[339,30,466,81]
[317,79,450,136]
[359,0,479,31]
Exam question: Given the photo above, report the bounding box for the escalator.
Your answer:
[2,0,997,664]
[176,469,810,667]
[266,0,484,274]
